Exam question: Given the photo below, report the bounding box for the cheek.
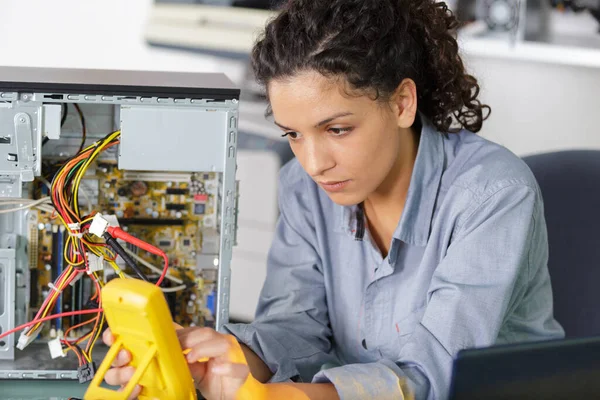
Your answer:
[339,128,399,173]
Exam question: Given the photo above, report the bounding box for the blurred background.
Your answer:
[1,0,598,322]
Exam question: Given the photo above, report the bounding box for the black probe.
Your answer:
[102,232,149,282]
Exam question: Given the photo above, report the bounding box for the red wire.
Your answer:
[85,278,104,353]
[106,226,169,286]
[0,309,103,341]
[31,267,77,324]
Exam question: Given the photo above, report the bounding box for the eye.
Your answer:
[281,131,301,140]
[328,127,353,136]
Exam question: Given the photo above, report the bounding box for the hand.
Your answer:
[102,326,251,400]
[102,328,142,399]
[178,327,250,399]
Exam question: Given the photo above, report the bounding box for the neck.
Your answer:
[361,126,419,257]
[365,127,419,216]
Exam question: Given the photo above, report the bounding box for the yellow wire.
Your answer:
[28,131,122,340]
[64,236,86,267]
[73,131,120,217]
[29,266,76,333]
[86,312,105,360]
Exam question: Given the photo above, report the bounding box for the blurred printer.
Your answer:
[144,0,282,57]
[454,0,550,41]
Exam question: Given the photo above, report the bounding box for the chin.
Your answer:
[325,191,365,207]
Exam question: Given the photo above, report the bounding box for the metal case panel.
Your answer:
[0,249,16,360]
[119,105,229,172]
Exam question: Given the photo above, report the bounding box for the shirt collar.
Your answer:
[394,117,444,246]
[335,117,444,246]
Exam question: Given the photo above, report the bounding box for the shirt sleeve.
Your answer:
[222,169,339,383]
[312,183,564,400]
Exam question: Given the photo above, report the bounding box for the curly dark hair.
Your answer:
[251,0,490,133]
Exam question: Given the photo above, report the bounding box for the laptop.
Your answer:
[449,336,600,399]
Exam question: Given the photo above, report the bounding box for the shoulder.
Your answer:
[441,131,540,201]
[435,131,544,233]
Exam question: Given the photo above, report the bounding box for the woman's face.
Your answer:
[269,70,415,206]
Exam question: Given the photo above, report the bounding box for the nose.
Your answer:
[301,137,335,177]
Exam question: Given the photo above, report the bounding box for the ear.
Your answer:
[390,78,418,129]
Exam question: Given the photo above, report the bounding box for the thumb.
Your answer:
[173,322,184,330]
[188,361,208,385]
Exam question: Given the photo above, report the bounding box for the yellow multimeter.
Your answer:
[85,279,197,400]
[84,278,387,400]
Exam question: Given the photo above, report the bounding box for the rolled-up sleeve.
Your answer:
[312,183,564,399]
[223,172,338,383]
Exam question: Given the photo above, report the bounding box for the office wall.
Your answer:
[463,51,600,157]
[0,0,246,81]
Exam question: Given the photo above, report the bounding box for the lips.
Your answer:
[319,180,350,192]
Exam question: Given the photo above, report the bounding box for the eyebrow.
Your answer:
[274,112,354,131]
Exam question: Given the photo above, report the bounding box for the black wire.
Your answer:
[102,232,149,282]
[61,103,68,126]
[73,104,86,153]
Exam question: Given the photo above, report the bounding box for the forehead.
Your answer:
[268,71,376,123]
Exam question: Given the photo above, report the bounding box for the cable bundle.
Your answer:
[0,129,173,381]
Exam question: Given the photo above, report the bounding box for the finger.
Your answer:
[176,326,217,340]
[102,328,114,346]
[111,349,131,367]
[185,337,231,363]
[188,360,208,385]
[178,327,219,350]
[117,384,142,400]
[210,362,250,378]
[173,321,184,330]
[129,384,142,400]
[104,366,135,387]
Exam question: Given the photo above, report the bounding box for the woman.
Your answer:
[103,0,564,398]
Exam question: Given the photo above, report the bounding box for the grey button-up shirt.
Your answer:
[224,119,564,399]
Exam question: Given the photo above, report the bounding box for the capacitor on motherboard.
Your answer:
[117,187,129,197]
[131,181,148,197]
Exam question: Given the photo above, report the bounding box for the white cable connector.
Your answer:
[48,337,66,359]
[69,271,83,286]
[16,325,43,350]
[87,253,105,273]
[89,213,109,237]
[17,333,37,351]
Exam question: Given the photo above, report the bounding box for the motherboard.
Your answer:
[27,156,224,341]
